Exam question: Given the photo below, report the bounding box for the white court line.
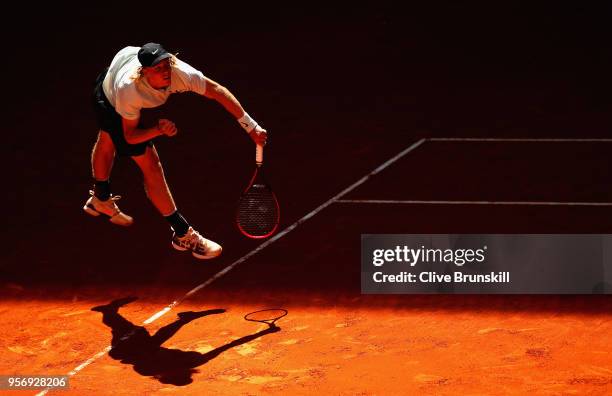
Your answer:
[429,137,612,142]
[336,199,612,207]
[36,138,427,396]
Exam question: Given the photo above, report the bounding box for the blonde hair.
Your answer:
[131,54,178,82]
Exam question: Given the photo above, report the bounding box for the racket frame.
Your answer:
[236,144,280,239]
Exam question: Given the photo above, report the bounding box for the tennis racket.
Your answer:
[236,144,280,239]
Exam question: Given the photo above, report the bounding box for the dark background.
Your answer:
[4,2,612,293]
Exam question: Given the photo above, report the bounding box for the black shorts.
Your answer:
[92,68,153,157]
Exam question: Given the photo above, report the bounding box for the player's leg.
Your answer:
[131,145,222,259]
[83,130,134,226]
[130,144,177,215]
[91,130,115,196]
[84,66,134,226]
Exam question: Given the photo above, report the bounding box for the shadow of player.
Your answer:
[91,297,280,386]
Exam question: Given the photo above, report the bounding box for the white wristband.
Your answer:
[238,113,258,133]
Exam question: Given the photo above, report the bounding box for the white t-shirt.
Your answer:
[102,46,207,120]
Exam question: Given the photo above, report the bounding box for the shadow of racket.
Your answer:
[244,308,288,330]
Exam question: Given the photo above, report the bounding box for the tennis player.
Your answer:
[84,43,267,259]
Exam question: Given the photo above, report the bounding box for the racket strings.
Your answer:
[237,185,278,236]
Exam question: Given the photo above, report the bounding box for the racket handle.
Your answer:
[256,144,264,165]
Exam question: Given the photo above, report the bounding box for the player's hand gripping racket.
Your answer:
[236,144,280,238]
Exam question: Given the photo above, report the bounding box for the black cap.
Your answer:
[137,43,172,67]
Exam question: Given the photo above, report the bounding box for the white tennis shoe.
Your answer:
[83,190,134,226]
[172,227,222,259]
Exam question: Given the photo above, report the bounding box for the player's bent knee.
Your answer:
[95,131,116,154]
[140,162,165,180]
[97,130,114,144]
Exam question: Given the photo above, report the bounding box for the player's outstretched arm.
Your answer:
[202,77,267,146]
